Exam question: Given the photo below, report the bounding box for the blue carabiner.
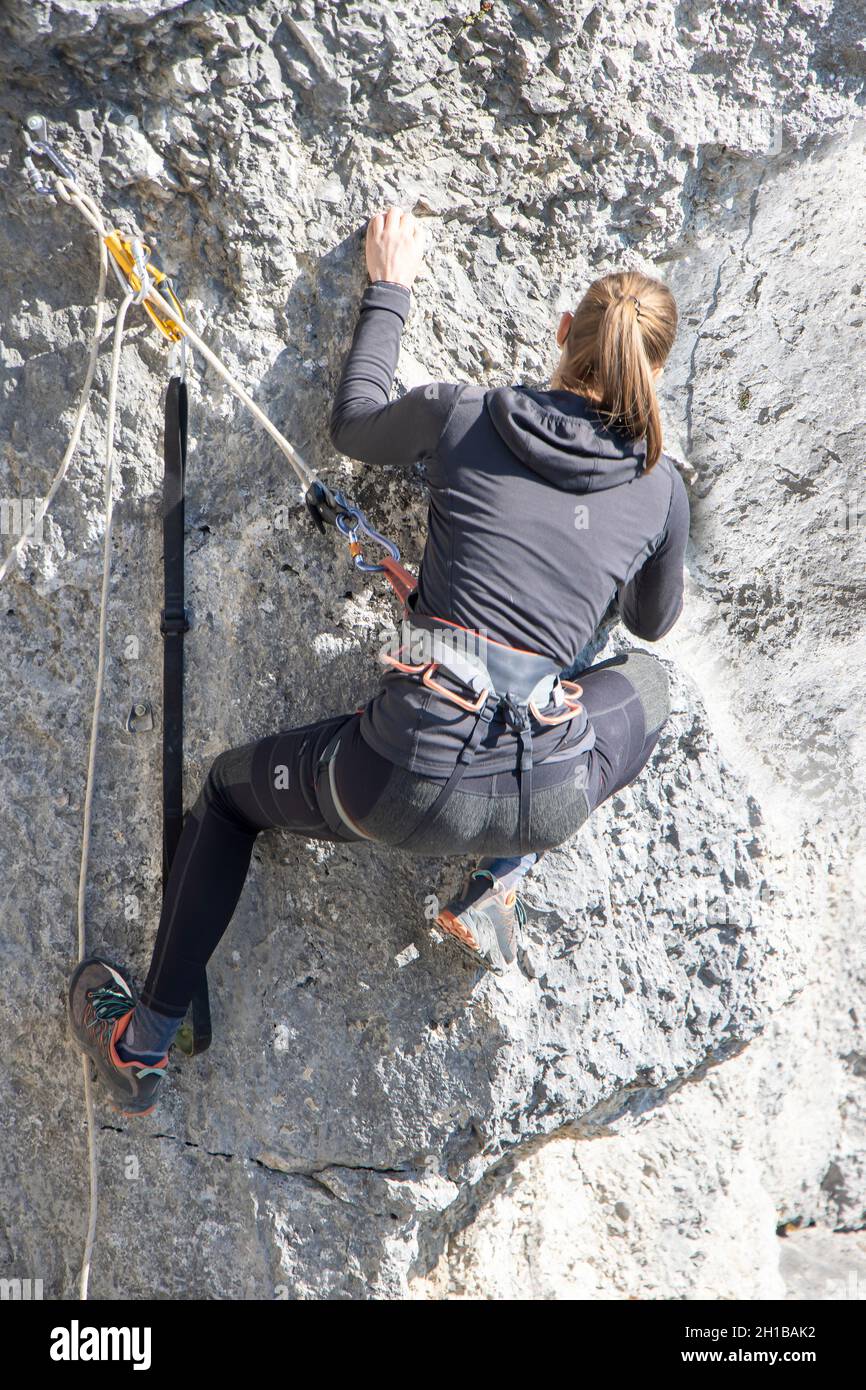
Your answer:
[331,490,401,573]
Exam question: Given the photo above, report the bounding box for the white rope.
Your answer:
[76,286,134,1301]
[6,164,319,1302]
[51,177,315,494]
[142,283,316,494]
[2,170,134,1300]
[76,287,133,964]
[78,1059,98,1301]
[2,172,318,576]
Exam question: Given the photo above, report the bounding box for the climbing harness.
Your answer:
[9,116,419,1299]
[316,595,594,852]
[315,724,379,843]
[384,598,593,853]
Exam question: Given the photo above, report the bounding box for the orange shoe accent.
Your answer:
[436,909,480,951]
[504,889,516,907]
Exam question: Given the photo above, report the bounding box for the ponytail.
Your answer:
[552,272,677,471]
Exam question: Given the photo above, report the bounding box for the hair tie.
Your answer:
[630,295,642,320]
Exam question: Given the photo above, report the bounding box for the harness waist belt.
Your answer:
[401,615,561,705]
[388,603,590,853]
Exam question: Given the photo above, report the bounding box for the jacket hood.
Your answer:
[484,385,647,493]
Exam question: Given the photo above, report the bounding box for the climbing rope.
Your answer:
[5,160,414,579]
[77,286,136,1302]
[10,118,417,1302]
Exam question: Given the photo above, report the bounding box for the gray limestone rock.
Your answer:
[0,0,862,1300]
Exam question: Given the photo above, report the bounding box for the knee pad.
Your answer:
[618,651,671,736]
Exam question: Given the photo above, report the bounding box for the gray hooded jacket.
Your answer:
[329,281,689,776]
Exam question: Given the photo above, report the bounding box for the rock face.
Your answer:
[0,2,862,1300]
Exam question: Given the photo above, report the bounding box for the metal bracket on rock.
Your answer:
[127,700,154,733]
[22,113,75,195]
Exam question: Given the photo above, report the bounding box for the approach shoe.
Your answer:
[434,869,525,974]
[68,956,168,1117]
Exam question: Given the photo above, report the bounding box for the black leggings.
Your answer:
[140,651,669,1018]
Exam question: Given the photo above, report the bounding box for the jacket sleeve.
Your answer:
[618,464,690,641]
[328,280,459,465]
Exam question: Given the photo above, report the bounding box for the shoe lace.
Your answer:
[87,982,133,1025]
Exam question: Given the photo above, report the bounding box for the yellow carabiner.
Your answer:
[103,231,186,343]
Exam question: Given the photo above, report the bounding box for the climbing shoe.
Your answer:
[67,957,168,1117]
[434,869,526,974]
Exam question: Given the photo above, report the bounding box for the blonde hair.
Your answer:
[551,271,678,471]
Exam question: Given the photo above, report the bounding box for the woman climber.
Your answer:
[69,206,688,1116]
